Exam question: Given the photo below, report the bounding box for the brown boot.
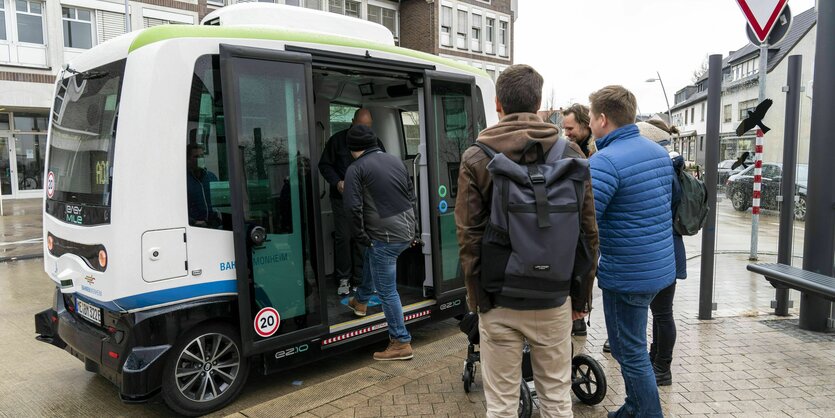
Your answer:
[347,298,367,317]
[373,340,413,361]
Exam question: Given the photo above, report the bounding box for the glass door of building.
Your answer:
[1,136,13,196]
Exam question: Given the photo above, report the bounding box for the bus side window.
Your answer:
[186,55,232,230]
[401,110,420,159]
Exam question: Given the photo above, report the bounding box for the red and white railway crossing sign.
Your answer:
[736,0,789,43]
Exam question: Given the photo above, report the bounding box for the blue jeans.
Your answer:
[355,240,411,343]
[603,289,663,418]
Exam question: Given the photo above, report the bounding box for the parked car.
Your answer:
[725,163,808,221]
[718,159,747,188]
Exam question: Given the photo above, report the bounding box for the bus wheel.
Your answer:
[162,322,250,417]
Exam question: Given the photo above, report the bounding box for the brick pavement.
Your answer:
[229,252,835,418]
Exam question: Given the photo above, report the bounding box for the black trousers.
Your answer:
[649,281,677,369]
[331,196,363,285]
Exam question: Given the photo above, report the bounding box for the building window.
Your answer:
[498,20,508,57]
[344,0,360,18]
[700,102,705,122]
[303,0,322,9]
[328,0,343,15]
[62,7,93,49]
[16,0,44,45]
[738,99,757,121]
[684,109,688,125]
[700,136,704,151]
[471,14,481,52]
[285,0,301,6]
[440,6,452,47]
[456,9,467,49]
[368,5,396,36]
[723,104,732,122]
[485,17,494,54]
[207,0,224,6]
[690,108,694,125]
[0,2,6,41]
[486,68,496,81]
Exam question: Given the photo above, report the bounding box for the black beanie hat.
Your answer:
[347,125,377,151]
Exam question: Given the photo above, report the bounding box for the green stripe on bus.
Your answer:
[128,25,490,78]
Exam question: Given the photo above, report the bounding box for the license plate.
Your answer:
[76,299,102,326]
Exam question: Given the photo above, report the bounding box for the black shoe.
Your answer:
[602,339,611,353]
[653,362,672,386]
[572,319,587,336]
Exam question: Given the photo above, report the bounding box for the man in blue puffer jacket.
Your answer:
[588,86,675,418]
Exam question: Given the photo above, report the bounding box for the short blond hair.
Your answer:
[589,85,637,127]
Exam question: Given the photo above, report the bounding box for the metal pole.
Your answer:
[774,55,802,316]
[699,54,722,320]
[657,71,672,125]
[124,0,131,32]
[800,2,835,332]
[749,42,768,260]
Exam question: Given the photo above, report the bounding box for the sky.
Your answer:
[514,0,817,114]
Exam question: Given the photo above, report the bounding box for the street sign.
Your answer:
[736,0,789,43]
[746,5,792,46]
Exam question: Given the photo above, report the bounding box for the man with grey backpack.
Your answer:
[455,64,599,417]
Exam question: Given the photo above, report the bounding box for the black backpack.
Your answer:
[673,170,709,236]
[477,140,595,310]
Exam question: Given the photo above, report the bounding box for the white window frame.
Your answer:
[471,12,481,52]
[498,17,509,57]
[0,1,8,42]
[207,0,224,6]
[344,0,361,18]
[367,2,397,38]
[62,6,95,50]
[455,7,467,50]
[484,16,495,55]
[328,0,344,15]
[440,5,452,47]
[14,0,46,46]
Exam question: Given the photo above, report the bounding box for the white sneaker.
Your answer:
[337,279,351,296]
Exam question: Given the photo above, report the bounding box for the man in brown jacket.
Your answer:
[455,64,599,417]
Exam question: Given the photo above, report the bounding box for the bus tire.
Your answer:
[161,322,250,417]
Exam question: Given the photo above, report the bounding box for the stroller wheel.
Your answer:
[462,362,476,393]
[571,354,607,405]
[518,379,533,418]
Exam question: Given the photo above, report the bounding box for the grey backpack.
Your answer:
[478,139,593,304]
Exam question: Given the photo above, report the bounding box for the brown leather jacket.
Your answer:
[454,113,599,313]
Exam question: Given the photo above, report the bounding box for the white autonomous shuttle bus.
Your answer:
[34,4,494,415]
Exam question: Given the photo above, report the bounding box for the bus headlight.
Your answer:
[47,235,54,252]
[98,249,107,269]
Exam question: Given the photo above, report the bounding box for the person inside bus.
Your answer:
[343,124,418,361]
[318,108,385,296]
[186,143,219,227]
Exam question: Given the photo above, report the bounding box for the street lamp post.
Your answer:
[646,71,672,126]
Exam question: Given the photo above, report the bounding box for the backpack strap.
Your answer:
[474,142,497,159]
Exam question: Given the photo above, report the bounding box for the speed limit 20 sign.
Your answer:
[254,307,280,338]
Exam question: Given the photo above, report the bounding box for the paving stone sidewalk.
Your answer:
[0,198,42,261]
[229,253,835,418]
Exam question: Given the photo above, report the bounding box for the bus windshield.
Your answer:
[47,60,125,209]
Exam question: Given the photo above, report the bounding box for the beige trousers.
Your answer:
[478,302,573,418]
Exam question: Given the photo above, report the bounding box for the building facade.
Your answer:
[1,0,198,199]
[1,0,514,200]
[670,6,816,169]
